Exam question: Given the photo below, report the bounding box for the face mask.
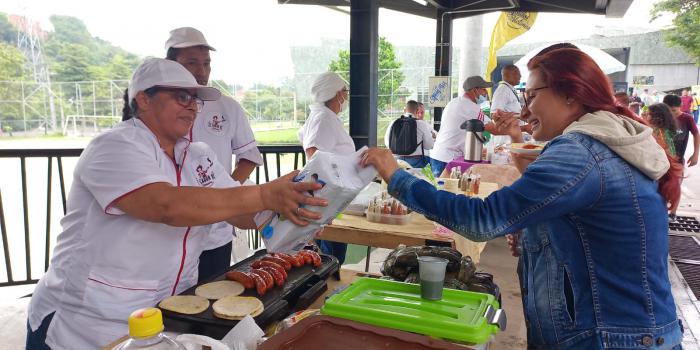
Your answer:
[476,93,488,104]
[338,94,349,112]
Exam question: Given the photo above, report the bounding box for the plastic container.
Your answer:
[366,211,412,225]
[118,308,186,350]
[417,256,448,300]
[321,277,505,346]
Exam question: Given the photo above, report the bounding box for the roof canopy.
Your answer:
[279,0,633,19]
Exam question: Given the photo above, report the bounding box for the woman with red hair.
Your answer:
[361,48,683,349]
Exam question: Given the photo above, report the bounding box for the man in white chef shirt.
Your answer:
[164,27,264,282]
[298,71,355,266]
[490,64,523,146]
[26,58,326,350]
[430,76,496,177]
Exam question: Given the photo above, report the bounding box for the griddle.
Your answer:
[161,248,339,339]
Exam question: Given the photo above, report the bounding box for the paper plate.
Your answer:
[510,143,544,155]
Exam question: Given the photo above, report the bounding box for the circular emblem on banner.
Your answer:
[506,12,533,30]
[204,114,229,135]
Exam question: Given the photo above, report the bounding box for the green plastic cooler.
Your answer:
[320,277,505,345]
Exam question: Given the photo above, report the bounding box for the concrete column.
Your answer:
[459,15,484,93]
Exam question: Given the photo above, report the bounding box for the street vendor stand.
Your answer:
[317,180,501,270]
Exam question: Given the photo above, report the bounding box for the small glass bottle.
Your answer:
[117,308,186,350]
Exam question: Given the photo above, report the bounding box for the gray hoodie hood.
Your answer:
[562,110,669,180]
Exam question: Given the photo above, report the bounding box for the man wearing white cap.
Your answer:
[164,27,264,282]
[26,58,326,349]
[298,71,355,265]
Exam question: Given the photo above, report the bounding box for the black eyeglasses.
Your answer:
[157,88,204,112]
[523,86,549,106]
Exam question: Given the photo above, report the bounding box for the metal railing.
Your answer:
[0,145,305,287]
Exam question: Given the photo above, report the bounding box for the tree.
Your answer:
[0,42,26,80]
[0,13,16,44]
[328,37,406,112]
[651,0,700,62]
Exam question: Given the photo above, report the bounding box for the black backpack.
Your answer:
[389,114,422,156]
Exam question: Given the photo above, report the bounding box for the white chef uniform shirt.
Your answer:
[430,95,490,163]
[298,104,356,155]
[490,81,523,146]
[189,95,262,251]
[27,118,238,350]
[383,114,435,156]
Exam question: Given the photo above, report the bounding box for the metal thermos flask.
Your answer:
[461,119,486,162]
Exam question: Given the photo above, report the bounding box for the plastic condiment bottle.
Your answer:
[117,308,186,350]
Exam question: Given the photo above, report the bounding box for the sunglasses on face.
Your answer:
[157,88,204,112]
[523,86,549,107]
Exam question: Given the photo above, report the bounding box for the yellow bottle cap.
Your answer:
[128,307,164,338]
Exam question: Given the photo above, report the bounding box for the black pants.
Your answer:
[198,241,233,283]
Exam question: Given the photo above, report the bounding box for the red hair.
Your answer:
[527,48,682,209]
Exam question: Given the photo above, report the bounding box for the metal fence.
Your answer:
[0,67,437,136]
[0,145,305,287]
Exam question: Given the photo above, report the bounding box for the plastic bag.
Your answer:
[255,147,377,253]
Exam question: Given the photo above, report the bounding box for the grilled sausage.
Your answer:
[262,256,292,271]
[250,271,267,295]
[259,260,287,279]
[250,269,273,292]
[272,252,302,268]
[225,270,254,289]
[260,266,285,287]
[307,250,322,267]
[297,251,313,265]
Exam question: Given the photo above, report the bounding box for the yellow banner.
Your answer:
[485,12,537,78]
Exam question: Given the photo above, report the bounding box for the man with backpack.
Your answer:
[384,100,435,168]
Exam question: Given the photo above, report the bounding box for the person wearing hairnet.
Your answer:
[298,71,355,266]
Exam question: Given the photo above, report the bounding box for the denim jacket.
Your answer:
[388,132,682,349]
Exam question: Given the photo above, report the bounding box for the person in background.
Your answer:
[648,103,682,219]
[298,71,354,266]
[680,89,693,114]
[416,102,438,140]
[641,88,655,107]
[691,92,699,124]
[26,58,326,349]
[490,64,523,146]
[429,76,495,177]
[663,94,699,167]
[629,90,643,115]
[360,48,683,349]
[383,100,434,168]
[163,27,264,282]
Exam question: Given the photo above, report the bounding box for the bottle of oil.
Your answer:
[117,308,185,350]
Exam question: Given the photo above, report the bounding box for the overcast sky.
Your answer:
[0,0,674,86]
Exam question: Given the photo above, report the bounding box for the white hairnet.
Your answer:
[311,72,347,103]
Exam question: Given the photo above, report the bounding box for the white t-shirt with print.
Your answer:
[27,119,238,350]
[190,95,262,250]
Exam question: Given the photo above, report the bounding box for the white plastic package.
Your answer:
[255,147,377,253]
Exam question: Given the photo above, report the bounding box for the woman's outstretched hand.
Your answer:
[360,148,399,183]
[260,171,328,226]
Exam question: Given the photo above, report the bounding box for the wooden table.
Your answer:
[316,182,499,270]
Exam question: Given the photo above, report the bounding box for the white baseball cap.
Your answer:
[164,27,216,51]
[127,58,221,104]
